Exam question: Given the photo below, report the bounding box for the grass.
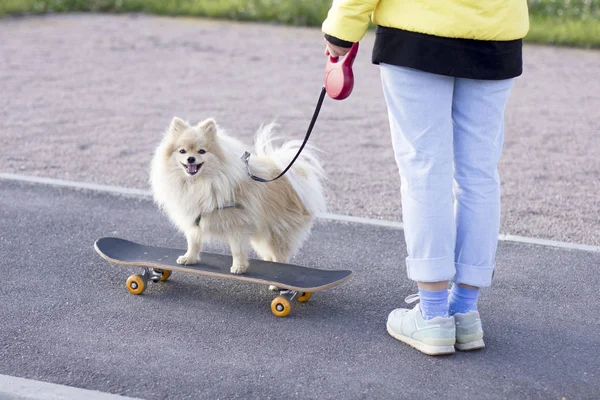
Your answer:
[1,0,599,49]
[0,0,331,25]
[527,14,600,48]
[526,0,600,47]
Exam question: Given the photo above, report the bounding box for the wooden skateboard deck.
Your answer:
[94,237,352,317]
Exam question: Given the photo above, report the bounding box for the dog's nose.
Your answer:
[187,157,196,164]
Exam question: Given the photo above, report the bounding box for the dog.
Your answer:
[149,117,326,274]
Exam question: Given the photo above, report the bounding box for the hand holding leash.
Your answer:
[324,42,359,100]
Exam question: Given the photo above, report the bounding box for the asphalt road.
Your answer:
[0,14,599,245]
[1,179,599,399]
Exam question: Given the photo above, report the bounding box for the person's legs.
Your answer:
[452,77,514,289]
[450,77,514,350]
[380,64,456,289]
[380,64,456,355]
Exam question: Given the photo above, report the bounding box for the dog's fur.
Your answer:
[149,117,326,274]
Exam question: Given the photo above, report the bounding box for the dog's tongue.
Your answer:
[188,164,199,174]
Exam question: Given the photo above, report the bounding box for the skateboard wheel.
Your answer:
[157,269,172,282]
[271,296,291,317]
[126,274,146,295]
[297,292,312,303]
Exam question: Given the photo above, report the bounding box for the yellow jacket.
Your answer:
[322,0,530,43]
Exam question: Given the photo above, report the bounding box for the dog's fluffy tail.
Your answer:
[253,123,327,216]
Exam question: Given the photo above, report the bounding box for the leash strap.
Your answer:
[241,86,327,183]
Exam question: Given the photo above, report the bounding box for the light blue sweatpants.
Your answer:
[380,64,514,288]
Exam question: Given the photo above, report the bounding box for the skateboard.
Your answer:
[94,237,352,317]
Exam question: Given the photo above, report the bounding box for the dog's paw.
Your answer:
[230,263,248,275]
[268,285,280,292]
[177,254,198,265]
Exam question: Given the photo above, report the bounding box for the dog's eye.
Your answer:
[198,149,206,154]
[179,149,186,154]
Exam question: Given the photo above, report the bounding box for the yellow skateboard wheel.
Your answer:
[297,292,312,303]
[159,269,172,281]
[126,274,146,295]
[271,296,291,317]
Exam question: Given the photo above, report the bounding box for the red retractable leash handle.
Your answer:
[324,42,359,100]
[242,42,359,182]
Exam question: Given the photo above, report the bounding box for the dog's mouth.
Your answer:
[182,163,203,176]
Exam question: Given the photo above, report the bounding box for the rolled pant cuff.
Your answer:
[454,262,494,287]
[406,256,456,283]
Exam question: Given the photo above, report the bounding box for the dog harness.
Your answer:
[194,203,243,226]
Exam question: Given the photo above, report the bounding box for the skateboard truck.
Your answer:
[147,268,167,282]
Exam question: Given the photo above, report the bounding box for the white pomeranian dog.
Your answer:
[149,117,326,274]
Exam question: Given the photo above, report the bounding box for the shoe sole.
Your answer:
[455,339,485,351]
[386,322,455,356]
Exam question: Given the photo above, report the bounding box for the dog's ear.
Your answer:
[168,117,189,136]
[197,118,217,140]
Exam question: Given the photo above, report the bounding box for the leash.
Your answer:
[241,86,327,183]
[241,42,359,183]
[197,88,324,224]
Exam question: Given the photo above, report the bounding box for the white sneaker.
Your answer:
[454,311,485,351]
[387,300,456,356]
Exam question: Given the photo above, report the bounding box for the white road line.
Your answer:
[317,212,404,229]
[0,173,152,197]
[0,374,143,400]
[1,172,599,253]
[498,233,600,253]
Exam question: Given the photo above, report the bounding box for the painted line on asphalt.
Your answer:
[0,172,151,197]
[498,233,600,253]
[0,374,143,400]
[2,172,599,253]
[318,212,404,229]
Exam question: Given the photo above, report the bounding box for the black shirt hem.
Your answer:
[371,26,523,80]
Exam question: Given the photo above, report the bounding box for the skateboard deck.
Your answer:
[94,237,352,317]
